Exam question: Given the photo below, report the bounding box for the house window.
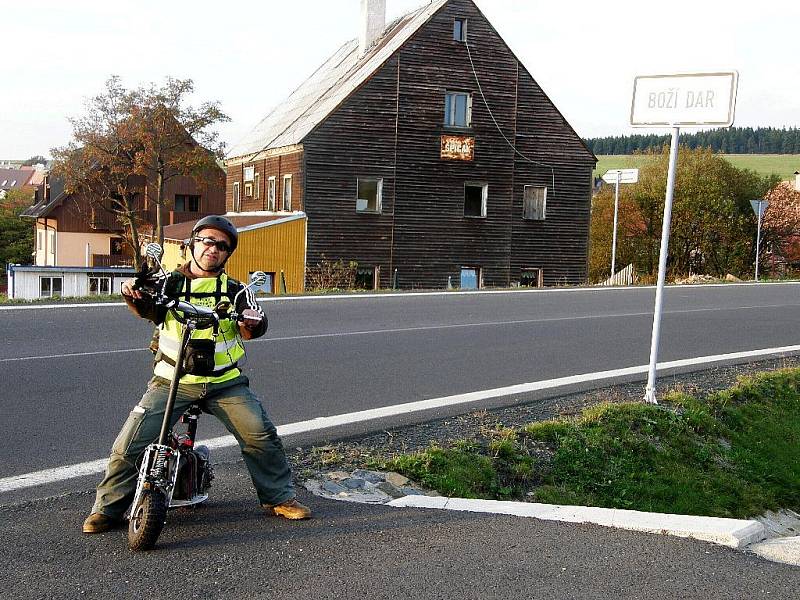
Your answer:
[40,276,63,298]
[356,178,382,213]
[464,182,487,217]
[174,194,200,212]
[244,182,253,197]
[523,185,547,220]
[243,166,255,182]
[355,265,378,290]
[282,175,292,211]
[249,271,274,294]
[37,230,45,250]
[444,91,472,128]
[232,182,241,212]
[454,18,467,42]
[460,267,480,290]
[254,174,260,200]
[111,238,125,255]
[520,268,543,288]
[88,276,112,295]
[268,177,276,211]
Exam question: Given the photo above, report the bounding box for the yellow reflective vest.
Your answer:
[154,273,245,385]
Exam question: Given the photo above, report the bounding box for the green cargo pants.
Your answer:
[92,375,295,519]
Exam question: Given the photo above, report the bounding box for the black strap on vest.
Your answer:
[158,352,239,375]
[183,276,231,303]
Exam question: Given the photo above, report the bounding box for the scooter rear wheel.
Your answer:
[128,490,167,551]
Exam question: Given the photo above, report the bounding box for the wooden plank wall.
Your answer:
[226,151,304,214]
[302,0,595,289]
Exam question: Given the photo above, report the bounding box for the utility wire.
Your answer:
[464,38,557,196]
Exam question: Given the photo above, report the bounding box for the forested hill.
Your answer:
[584,127,800,155]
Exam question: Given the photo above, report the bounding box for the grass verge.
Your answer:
[384,370,800,518]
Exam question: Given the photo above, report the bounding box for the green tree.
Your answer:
[21,155,48,166]
[0,189,35,265]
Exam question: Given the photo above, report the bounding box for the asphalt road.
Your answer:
[2,283,800,484]
[2,284,799,596]
[1,464,796,600]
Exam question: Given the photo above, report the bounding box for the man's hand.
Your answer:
[121,278,145,300]
[239,308,263,330]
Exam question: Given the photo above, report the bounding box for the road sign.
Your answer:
[750,199,769,217]
[602,169,639,184]
[631,72,738,127]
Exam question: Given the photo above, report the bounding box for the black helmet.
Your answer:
[191,215,238,253]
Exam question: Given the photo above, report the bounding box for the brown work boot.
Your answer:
[82,512,125,534]
[264,498,312,520]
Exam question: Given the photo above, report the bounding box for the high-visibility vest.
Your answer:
[154,273,245,384]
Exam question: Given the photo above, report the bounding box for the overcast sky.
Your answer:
[2,0,798,159]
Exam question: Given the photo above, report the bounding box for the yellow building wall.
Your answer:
[226,217,306,294]
[160,217,306,294]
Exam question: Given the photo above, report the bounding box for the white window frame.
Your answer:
[39,276,63,298]
[453,18,467,42]
[232,182,241,212]
[356,178,383,213]
[523,185,547,221]
[244,182,253,197]
[37,229,45,250]
[464,182,487,218]
[243,166,255,182]
[444,91,473,128]
[282,175,292,211]
[268,176,276,211]
[254,173,260,200]
[88,275,112,295]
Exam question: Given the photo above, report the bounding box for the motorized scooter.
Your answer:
[126,242,266,551]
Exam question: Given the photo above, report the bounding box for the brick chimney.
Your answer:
[359,0,386,56]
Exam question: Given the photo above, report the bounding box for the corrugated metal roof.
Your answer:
[226,0,448,161]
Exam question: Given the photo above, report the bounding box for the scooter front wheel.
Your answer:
[128,489,167,551]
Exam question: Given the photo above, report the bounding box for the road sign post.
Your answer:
[631,72,738,404]
[750,199,769,282]
[602,169,639,279]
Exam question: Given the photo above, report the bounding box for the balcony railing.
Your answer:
[91,254,134,267]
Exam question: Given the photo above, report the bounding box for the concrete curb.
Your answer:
[387,496,766,549]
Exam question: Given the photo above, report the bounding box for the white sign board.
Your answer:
[630,72,738,127]
[602,169,639,184]
[750,199,769,217]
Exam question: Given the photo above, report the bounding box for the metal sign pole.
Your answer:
[644,126,680,405]
[611,172,620,278]
[755,200,763,282]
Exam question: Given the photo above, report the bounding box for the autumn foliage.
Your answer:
[590,147,781,283]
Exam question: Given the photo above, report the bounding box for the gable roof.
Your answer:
[227,0,449,162]
[19,176,67,219]
[0,168,35,190]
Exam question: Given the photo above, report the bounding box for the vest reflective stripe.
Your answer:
[156,273,245,384]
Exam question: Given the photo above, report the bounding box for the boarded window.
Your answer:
[444,92,472,127]
[523,185,547,220]
[356,178,382,212]
[464,182,487,217]
[460,267,480,290]
[453,18,467,42]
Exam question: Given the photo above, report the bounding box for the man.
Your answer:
[83,215,311,533]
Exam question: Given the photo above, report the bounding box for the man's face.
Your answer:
[192,227,232,273]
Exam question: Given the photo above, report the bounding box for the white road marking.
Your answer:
[3,302,799,363]
[2,344,799,494]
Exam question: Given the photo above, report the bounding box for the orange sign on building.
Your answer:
[440,135,475,161]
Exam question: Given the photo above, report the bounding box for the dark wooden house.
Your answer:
[225,0,596,289]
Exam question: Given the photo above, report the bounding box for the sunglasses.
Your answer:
[194,236,231,253]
